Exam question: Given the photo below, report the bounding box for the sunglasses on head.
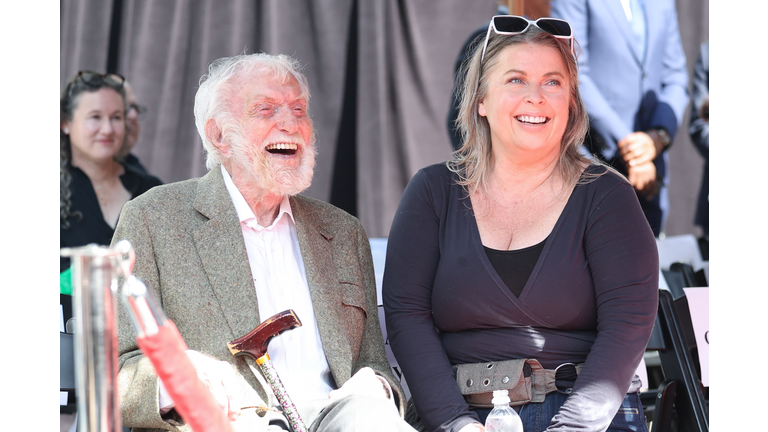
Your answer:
[480,15,575,63]
[68,71,125,102]
[73,70,125,89]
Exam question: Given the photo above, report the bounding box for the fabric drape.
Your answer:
[60,0,707,238]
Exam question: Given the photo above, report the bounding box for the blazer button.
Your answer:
[467,379,473,387]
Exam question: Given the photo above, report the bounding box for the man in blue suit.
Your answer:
[550,0,688,236]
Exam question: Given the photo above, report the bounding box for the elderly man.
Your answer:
[112,53,414,432]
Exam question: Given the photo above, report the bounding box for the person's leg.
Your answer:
[605,393,649,432]
[476,392,647,432]
[310,395,415,432]
[258,409,295,432]
[517,392,568,432]
[266,419,291,432]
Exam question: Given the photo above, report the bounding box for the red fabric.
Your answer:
[136,320,233,432]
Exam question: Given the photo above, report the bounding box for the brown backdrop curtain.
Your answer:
[60,0,708,238]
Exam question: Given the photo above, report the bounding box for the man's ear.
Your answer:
[205,119,231,157]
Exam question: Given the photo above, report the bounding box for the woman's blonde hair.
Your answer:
[448,26,596,195]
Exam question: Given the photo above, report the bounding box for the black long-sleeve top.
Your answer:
[382,163,658,432]
[60,163,162,272]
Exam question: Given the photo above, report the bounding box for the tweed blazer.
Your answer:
[112,167,405,431]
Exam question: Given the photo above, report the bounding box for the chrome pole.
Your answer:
[61,243,128,432]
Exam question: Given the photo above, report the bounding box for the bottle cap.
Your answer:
[491,389,511,405]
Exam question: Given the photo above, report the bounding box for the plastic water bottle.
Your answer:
[484,390,523,432]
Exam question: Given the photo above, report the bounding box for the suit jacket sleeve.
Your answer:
[551,0,633,153]
[113,198,182,430]
[649,0,689,139]
[551,0,689,149]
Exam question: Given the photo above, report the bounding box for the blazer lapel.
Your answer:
[290,196,347,374]
[192,168,261,340]
[600,0,643,65]
[642,0,660,68]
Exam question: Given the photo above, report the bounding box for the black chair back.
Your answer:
[655,289,709,432]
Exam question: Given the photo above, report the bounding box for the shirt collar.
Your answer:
[220,165,295,229]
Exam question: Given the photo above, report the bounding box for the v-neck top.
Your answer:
[60,163,162,272]
[382,162,658,432]
[484,236,548,298]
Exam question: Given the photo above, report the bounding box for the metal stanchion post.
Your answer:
[60,244,126,432]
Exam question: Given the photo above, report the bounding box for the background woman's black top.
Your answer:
[60,163,162,272]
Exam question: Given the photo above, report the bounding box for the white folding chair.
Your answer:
[369,238,412,400]
[656,234,705,271]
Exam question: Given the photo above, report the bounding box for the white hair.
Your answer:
[193,52,312,170]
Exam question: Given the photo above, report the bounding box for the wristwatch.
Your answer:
[654,127,671,149]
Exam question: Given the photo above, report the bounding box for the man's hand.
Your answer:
[327,367,389,403]
[185,351,242,421]
[618,131,658,167]
[699,97,709,123]
[627,161,658,199]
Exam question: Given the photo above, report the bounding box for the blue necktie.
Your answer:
[629,0,647,61]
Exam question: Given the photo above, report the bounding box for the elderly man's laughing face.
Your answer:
[223,70,316,197]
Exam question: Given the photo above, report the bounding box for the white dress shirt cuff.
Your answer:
[158,378,175,414]
[375,375,394,402]
[158,349,202,414]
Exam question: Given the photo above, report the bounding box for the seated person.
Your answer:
[112,52,416,432]
[689,41,709,253]
[60,71,162,272]
[116,80,152,174]
[384,16,658,432]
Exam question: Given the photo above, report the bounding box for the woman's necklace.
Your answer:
[93,183,108,206]
[91,172,121,207]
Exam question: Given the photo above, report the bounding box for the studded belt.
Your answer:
[453,359,583,408]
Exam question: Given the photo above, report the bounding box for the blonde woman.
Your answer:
[383,16,658,432]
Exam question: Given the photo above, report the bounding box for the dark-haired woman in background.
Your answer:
[60,71,161,272]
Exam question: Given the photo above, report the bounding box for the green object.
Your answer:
[60,267,73,295]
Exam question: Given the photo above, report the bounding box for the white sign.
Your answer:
[636,355,649,389]
[683,287,709,387]
[370,238,412,400]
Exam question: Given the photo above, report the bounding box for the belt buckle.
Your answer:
[554,362,576,394]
